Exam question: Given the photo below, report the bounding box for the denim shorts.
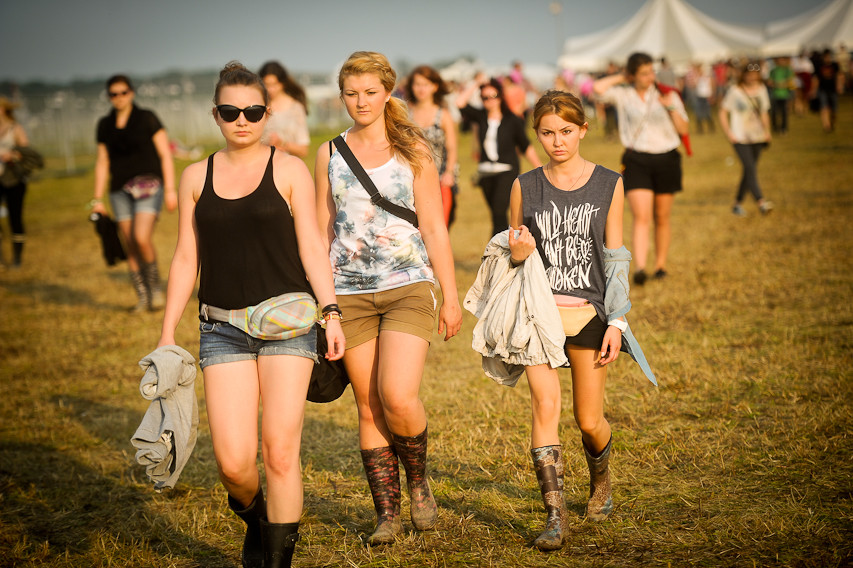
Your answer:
[198,319,319,370]
[109,185,164,222]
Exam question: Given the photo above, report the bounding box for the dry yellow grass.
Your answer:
[1,99,851,567]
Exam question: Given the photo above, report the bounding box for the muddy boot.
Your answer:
[531,445,568,550]
[392,427,438,531]
[228,486,266,568]
[143,261,165,310]
[360,446,402,545]
[584,436,613,521]
[130,270,150,312]
[260,519,299,568]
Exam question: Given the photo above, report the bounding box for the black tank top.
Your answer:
[195,147,313,309]
[519,165,619,321]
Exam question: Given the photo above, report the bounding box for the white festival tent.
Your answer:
[557,0,763,72]
[761,0,853,56]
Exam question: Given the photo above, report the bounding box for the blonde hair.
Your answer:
[338,51,430,175]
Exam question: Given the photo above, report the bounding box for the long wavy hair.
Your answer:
[258,60,308,114]
[403,65,449,106]
[338,51,430,175]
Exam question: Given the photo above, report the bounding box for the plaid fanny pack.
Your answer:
[201,292,318,340]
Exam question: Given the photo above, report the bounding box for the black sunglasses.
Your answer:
[109,90,130,98]
[215,104,267,122]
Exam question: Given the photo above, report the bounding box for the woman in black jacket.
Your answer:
[457,74,541,236]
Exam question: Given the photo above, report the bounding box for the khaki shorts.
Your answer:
[338,281,436,349]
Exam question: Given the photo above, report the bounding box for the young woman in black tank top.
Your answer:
[156,62,344,568]
[507,91,628,550]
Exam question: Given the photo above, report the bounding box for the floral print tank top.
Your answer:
[328,133,434,294]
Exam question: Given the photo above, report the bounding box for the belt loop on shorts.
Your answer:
[200,303,209,321]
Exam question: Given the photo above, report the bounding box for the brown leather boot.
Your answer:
[531,445,568,550]
[584,436,613,521]
[360,446,403,544]
[392,427,438,530]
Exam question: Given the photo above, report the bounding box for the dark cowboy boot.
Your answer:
[584,436,613,521]
[227,486,265,568]
[260,519,300,568]
[361,446,403,544]
[392,427,438,530]
[531,445,569,550]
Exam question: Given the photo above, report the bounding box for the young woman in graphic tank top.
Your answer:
[507,90,628,550]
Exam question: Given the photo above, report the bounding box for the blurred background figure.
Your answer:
[810,49,844,133]
[593,52,689,285]
[91,75,176,311]
[404,65,459,227]
[0,96,33,268]
[768,56,794,134]
[457,74,541,237]
[685,62,715,134]
[259,61,310,158]
[719,62,774,217]
[792,50,814,116]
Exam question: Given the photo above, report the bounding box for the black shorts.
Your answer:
[564,316,628,353]
[621,148,682,194]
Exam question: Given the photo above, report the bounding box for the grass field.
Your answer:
[1,99,852,568]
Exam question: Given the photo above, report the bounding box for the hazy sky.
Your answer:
[0,0,824,83]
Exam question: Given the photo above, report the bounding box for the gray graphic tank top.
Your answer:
[519,165,620,320]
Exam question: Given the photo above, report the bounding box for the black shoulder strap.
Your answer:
[332,135,419,228]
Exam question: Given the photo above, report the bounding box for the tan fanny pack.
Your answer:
[201,292,318,340]
[554,295,597,336]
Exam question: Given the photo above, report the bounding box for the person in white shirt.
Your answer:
[593,52,689,285]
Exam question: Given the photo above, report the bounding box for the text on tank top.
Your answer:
[519,165,619,320]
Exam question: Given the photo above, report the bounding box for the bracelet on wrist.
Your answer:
[323,312,343,323]
[321,303,340,315]
[89,199,103,208]
[608,319,628,332]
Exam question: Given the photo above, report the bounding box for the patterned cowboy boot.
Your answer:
[129,270,150,312]
[260,519,300,568]
[392,427,438,530]
[227,485,266,568]
[584,436,613,521]
[530,445,569,550]
[360,446,403,544]
[142,261,165,310]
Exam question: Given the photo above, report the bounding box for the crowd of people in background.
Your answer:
[0,33,850,567]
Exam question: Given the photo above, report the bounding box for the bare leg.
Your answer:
[526,364,562,448]
[652,193,675,273]
[567,347,610,454]
[626,189,654,272]
[258,354,313,522]
[203,360,262,506]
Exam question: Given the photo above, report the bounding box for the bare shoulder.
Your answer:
[179,157,209,197]
[274,150,310,175]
